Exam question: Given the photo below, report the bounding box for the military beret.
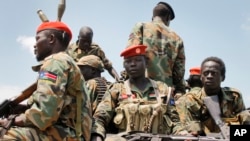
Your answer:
[157,1,175,20]
[189,67,201,75]
[36,21,72,40]
[120,45,147,58]
[77,55,104,72]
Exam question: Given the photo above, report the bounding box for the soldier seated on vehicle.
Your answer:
[91,45,188,141]
[176,56,250,137]
[185,67,202,93]
[66,26,120,81]
[77,55,111,114]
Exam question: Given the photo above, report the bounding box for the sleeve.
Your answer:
[94,45,113,70]
[126,22,144,48]
[22,58,69,130]
[157,81,185,134]
[172,38,186,94]
[175,93,203,133]
[91,83,120,138]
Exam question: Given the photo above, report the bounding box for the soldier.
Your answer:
[77,55,111,114]
[185,67,202,93]
[66,26,120,81]
[126,2,186,100]
[0,21,92,141]
[91,45,188,141]
[176,56,250,136]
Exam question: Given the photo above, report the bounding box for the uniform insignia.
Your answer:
[170,98,175,105]
[149,93,156,98]
[121,94,136,99]
[39,71,57,83]
[121,94,128,99]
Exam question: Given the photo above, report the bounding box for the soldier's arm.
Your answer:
[172,39,186,94]
[126,22,144,47]
[96,47,120,81]
[92,83,120,138]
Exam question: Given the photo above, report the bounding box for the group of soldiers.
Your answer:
[0,1,249,141]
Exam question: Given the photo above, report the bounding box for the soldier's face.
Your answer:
[123,55,147,79]
[201,61,222,90]
[78,34,92,50]
[34,30,53,61]
[78,65,94,81]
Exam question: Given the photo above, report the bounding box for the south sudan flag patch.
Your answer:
[39,71,57,83]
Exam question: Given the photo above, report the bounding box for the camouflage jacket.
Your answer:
[66,42,113,70]
[18,52,92,141]
[91,78,183,138]
[85,77,111,114]
[126,18,186,94]
[175,87,249,134]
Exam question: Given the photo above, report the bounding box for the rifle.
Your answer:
[0,82,37,138]
[203,96,230,139]
[0,82,37,118]
[115,131,229,141]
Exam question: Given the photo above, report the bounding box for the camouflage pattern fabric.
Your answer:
[175,87,249,134]
[85,77,111,114]
[91,78,184,139]
[126,18,186,94]
[2,52,92,141]
[77,55,104,72]
[66,42,113,70]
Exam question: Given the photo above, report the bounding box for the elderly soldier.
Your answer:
[66,26,120,81]
[77,55,111,114]
[91,45,187,141]
[126,2,186,99]
[176,56,250,137]
[0,21,92,141]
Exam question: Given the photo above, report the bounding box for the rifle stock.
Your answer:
[0,82,37,118]
[203,96,230,139]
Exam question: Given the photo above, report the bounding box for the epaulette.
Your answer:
[222,87,241,95]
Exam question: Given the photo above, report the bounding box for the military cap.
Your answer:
[157,1,175,20]
[120,45,147,58]
[36,21,72,40]
[189,67,201,75]
[77,55,104,72]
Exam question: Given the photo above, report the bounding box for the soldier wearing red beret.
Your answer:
[91,45,189,141]
[0,21,92,141]
[185,67,203,93]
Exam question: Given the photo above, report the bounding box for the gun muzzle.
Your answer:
[37,9,49,22]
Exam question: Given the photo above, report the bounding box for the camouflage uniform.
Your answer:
[92,78,184,139]
[176,87,250,134]
[126,18,186,94]
[86,77,111,114]
[66,42,113,70]
[2,52,92,141]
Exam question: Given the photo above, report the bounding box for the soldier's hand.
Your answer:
[0,118,9,128]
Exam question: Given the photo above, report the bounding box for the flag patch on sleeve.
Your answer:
[39,71,57,83]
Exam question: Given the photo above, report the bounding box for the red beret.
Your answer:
[189,67,201,75]
[120,45,147,58]
[36,21,72,40]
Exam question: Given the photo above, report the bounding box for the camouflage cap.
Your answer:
[77,55,104,72]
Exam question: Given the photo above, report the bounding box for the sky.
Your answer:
[0,1,250,107]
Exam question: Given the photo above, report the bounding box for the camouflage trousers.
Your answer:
[0,125,83,141]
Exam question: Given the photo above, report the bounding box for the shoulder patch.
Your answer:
[39,71,57,83]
